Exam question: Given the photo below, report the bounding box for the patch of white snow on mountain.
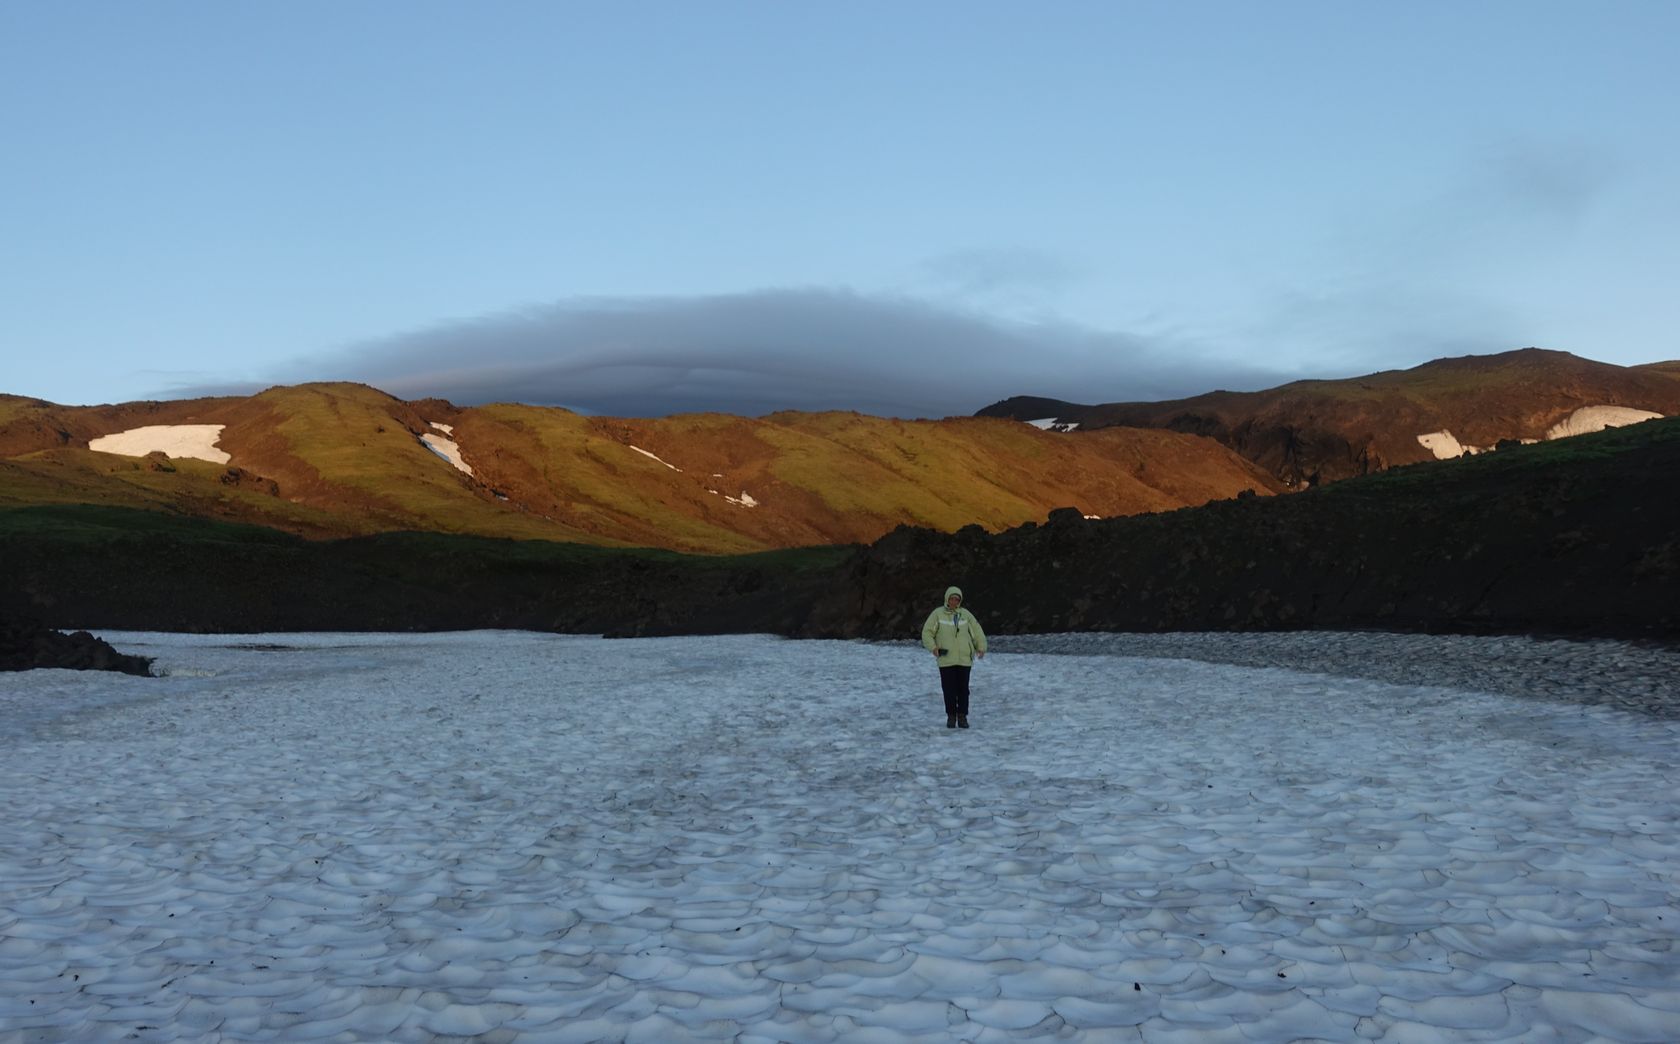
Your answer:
[419,429,471,475]
[428,421,454,434]
[724,491,758,507]
[1545,405,1662,440]
[629,445,682,471]
[1421,406,1662,460]
[1416,429,1488,459]
[87,424,231,464]
[1026,417,1080,432]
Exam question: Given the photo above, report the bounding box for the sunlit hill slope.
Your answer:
[0,384,1281,553]
[980,348,1680,487]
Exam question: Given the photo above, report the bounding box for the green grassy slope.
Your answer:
[2,383,1280,554]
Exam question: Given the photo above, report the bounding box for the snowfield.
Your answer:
[420,424,472,477]
[2,632,1678,1042]
[87,425,231,465]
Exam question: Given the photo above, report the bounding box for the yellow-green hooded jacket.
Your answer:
[921,586,987,667]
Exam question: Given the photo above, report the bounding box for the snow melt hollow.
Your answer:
[5,631,1679,1042]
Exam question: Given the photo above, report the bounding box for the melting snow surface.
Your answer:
[1420,405,1666,459]
[1027,418,1080,432]
[3,631,1677,1041]
[630,445,682,471]
[87,424,231,465]
[1416,430,1480,459]
[419,428,472,476]
[1545,406,1662,440]
[725,491,758,507]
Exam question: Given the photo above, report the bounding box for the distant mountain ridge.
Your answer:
[0,383,1279,554]
[979,348,1680,486]
[6,415,1676,643]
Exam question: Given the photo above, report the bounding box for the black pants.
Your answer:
[939,665,971,717]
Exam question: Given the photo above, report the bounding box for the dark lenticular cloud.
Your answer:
[286,289,1287,417]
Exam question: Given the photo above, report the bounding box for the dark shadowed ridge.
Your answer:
[793,414,1680,645]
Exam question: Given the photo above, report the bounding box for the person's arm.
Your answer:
[921,610,940,655]
[970,613,987,657]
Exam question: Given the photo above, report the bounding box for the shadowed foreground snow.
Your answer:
[2,632,1677,1042]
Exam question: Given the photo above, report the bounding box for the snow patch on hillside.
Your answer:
[1545,405,1662,440]
[1416,429,1478,459]
[1420,404,1665,460]
[630,445,682,471]
[420,424,471,476]
[707,488,759,507]
[1027,417,1080,432]
[88,424,231,464]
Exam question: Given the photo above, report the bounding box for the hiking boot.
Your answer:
[946,716,957,729]
[957,716,969,729]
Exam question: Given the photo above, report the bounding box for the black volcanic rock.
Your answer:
[795,416,1680,642]
[0,614,153,675]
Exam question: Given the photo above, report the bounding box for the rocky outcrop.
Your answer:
[0,614,153,675]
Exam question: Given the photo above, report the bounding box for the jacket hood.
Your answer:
[944,586,963,604]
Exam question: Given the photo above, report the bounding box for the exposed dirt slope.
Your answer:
[979,348,1680,486]
[0,383,1279,553]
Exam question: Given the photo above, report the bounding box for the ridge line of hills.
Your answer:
[5,348,1675,558]
[978,347,1680,487]
[3,347,1677,647]
[2,382,1278,555]
[4,413,1676,644]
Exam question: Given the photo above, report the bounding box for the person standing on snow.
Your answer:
[921,586,987,729]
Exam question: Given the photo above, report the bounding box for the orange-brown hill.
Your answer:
[0,383,1281,553]
[978,348,1680,487]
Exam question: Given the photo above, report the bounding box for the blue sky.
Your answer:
[3,1,1676,415]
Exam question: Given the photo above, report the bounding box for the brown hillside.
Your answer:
[1,384,1280,553]
[0,394,246,457]
[979,348,1680,486]
[1634,360,1680,383]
